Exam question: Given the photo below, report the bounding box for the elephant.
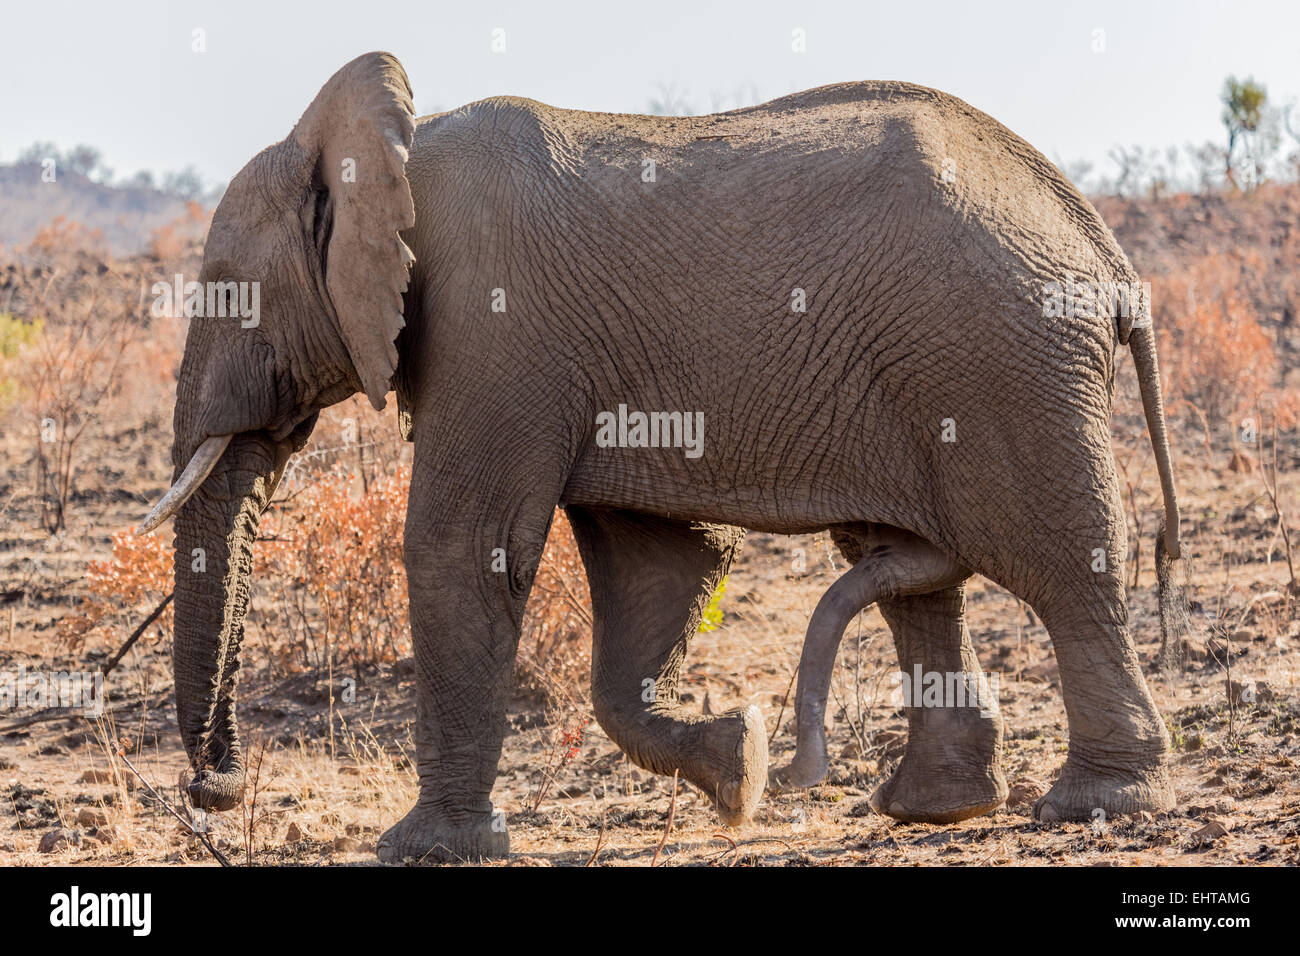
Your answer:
[139,51,1183,862]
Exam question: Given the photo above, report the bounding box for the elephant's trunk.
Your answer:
[169,433,282,811]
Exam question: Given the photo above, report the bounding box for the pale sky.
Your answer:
[3,0,1299,189]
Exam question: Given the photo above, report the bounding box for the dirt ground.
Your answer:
[2,422,1299,867]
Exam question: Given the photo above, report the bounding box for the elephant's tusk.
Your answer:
[137,434,233,534]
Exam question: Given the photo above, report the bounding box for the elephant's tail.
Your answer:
[1127,312,1188,667]
[1127,320,1180,560]
[1155,515,1189,668]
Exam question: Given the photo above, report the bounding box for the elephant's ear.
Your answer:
[291,52,416,411]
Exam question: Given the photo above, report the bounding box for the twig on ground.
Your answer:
[704,834,797,866]
[1255,401,1297,592]
[116,749,232,867]
[709,830,738,866]
[769,661,799,746]
[651,770,679,867]
[584,812,607,867]
[101,592,174,675]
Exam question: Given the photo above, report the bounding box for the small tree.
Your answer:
[1184,140,1226,194]
[647,82,694,116]
[64,144,107,180]
[1222,76,1274,191]
[161,166,206,201]
[1108,145,1150,198]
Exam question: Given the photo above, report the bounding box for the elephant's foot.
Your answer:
[377,804,509,864]
[686,705,768,826]
[869,757,1007,824]
[1033,755,1174,823]
[869,710,1007,824]
[770,748,828,791]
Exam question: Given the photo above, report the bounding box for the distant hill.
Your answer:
[0,162,207,257]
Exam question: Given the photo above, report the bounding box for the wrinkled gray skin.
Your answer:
[150,52,1182,862]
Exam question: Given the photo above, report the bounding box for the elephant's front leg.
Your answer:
[871,587,1008,823]
[566,507,767,825]
[377,464,558,863]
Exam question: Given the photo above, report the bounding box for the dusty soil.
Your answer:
[2,420,1298,866]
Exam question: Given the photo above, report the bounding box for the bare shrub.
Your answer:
[259,465,412,671]
[0,219,195,534]
[19,272,138,533]
[1154,253,1280,424]
[517,510,592,705]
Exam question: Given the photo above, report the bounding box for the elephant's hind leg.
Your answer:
[871,586,1008,823]
[1030,552,1174,822]
[971,435,1173,822]
[565,506,765,826]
